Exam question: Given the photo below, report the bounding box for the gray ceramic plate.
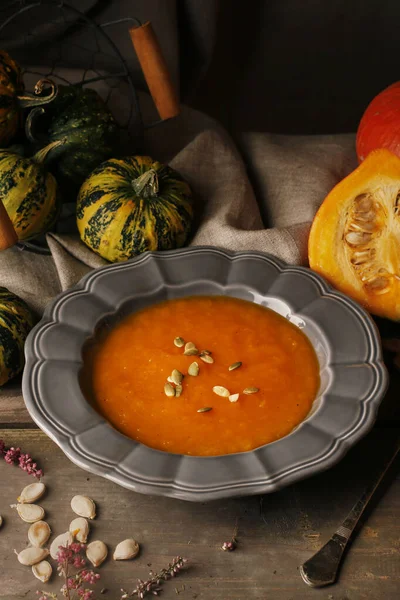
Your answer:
[22,247,388,501]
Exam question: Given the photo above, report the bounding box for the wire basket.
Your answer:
[0,0,169,254]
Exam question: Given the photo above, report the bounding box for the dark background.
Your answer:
[190,0,400,135]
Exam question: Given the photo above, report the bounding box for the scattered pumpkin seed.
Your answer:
[228,361,242,371]
[167,375,174,383]
[171,369,183,385]
[16,503,45,523]
[28,521,51,548]
[164,382,175,397]
[243,387,259,394]
[16,547,49,566]
[69,517,90,543]
[175,384,183,398]
[229,393,240,403]
[113,538,140,561]
[174,337,185,348]
[71,495,96,519]
[32,560,52,583]
[201,350,212,355]
[86,540,108,567]
[18,482,46,504]
[197,407,213,413]
[200,353,214,364]
[50,531,73,560]
[184,342,199,356]
[213,385,230,397]
[188,361,199,376]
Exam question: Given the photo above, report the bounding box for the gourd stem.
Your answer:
[18,78,58,108]
[25,107,45,144]
[33,139,66,165]
[132,169,159,198]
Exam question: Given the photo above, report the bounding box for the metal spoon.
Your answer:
[300,440,399,587]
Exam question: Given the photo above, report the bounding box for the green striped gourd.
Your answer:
[0,287,36,386]
[0,141,63,241]
[25,85,119,199]
[76,156,193,262]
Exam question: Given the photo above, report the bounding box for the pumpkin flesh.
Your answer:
[309,148,400,320]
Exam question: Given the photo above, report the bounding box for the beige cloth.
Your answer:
[0,97,357,315]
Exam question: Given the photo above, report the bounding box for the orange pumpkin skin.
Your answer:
[309,148,400,321]
[356,82,400,162]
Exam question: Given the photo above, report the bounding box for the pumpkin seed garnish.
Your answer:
[197,406,213,413]
[229,393,239,403]
[200,353,214,364]
[50,531,74,559]
[243,387,259,394]
[167,375,174,383]
[16,547,49,566]
[86,540,108,567]
[213,386,230,397]
[171,369,183,385]
[188,361,200,376]
[113,538,140,561]
[32,560,52,583]
[184,342,199,356]
[71,495,96,519]
[228,361,242,371]
[18,482,46,504]
[175,384,183,398]
[164,382,175,397]
[174,337,185,348]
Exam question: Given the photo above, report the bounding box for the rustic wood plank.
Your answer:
[0,428,398,599]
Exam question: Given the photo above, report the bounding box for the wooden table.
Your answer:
[1,363,399,600]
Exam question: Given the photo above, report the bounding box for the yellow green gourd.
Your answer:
[0,287,36,386]
[76,156,194,262]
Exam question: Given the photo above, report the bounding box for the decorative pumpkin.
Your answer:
[356,82,400,162]
[76,156,193,262]
[25,85,119,199]
[0,141,63,241]
[308,148,400,320]
[0,287,36,386]
[0,48,58,147]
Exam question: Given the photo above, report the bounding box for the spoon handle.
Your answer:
[300,440,400,587]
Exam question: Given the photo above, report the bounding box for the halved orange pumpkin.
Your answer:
[308,148,400,320]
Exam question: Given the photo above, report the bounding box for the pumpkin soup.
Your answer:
[82,296,320,456]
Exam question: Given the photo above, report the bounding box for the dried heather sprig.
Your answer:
[221,518,239,552]
[120,556,188,598]
[38,543,99,600]
[0,438,43,478]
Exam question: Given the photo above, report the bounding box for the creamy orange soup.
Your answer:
[82,296,320,456]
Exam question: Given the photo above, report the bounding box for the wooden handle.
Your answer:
[129,21,180,121]
[0,199,18,250]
